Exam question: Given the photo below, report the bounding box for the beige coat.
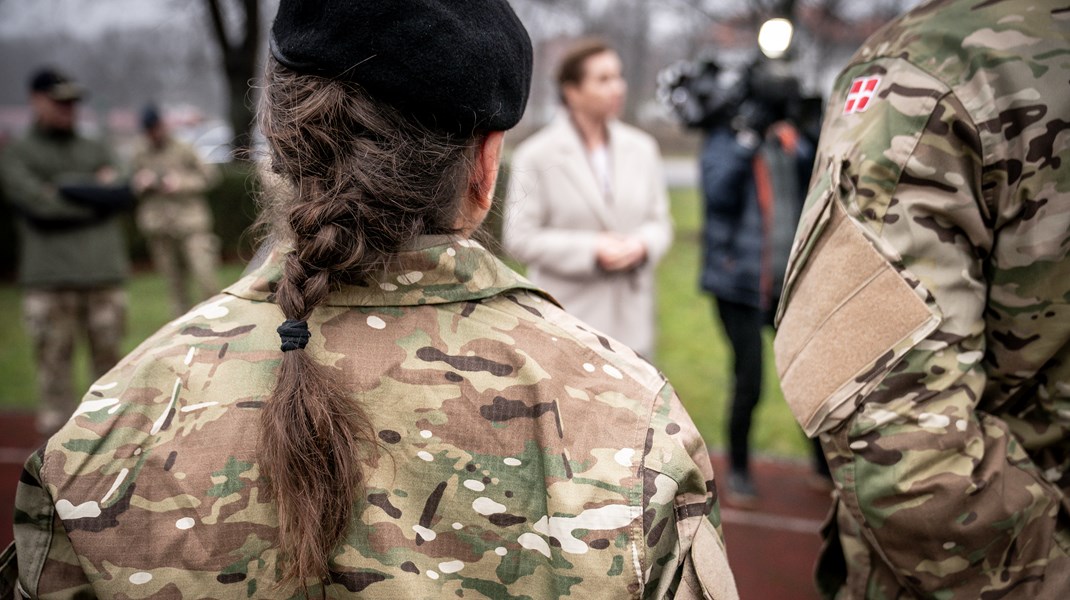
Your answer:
[503,114,672,357]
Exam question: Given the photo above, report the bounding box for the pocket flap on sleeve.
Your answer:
[774,197,941,437]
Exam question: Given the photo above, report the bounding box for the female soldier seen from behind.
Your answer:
[1,1,738,598]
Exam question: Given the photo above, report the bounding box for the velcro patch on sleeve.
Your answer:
[774,201,939,437]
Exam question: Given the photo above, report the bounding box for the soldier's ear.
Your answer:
[469,131,505,212]
[456,131,504,235]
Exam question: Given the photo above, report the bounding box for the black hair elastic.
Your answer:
[277,319,311,352]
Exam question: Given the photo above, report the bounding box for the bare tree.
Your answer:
[205,0,260,155]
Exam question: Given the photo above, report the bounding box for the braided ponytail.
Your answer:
[257,59,481,589]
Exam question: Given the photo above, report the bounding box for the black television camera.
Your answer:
[657,58,801,134]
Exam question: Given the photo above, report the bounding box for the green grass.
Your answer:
[0,191,811,459]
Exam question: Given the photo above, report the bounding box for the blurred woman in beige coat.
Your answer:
[504,39,672,358]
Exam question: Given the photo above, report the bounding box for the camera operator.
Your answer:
[667,59,830,504]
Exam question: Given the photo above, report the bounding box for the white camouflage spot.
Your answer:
[532,504,639,555]
[420,429,433,439]
[150,378,182,435]
[918,413,951,429]
[180,401,219,413]
[71,398,119,419]
[495,546,508,556]
[174,296,232,323]
[602,364,623,379]
[108,404,121,414]
[518,532,551,558]
[101,468,130,503]
[367,316,387,330]
[957,351,984,364]
[613,448,634,467]
[868,409,901,428]
[413,525,437,541]
[452,522,464,530]
[398,271,424,285]
[503,457,522,466]
[943,541,955,550]
[56,499,101,520]
[582,363,595,373]
[426,570,440,580]
[417,451,434,462]
[183,347,195,365]
[849,441,869,450]
[176,517,195,530]
[446,247,457,257]
[380,282,398,292]
[89,381,118,391]
[463,480,486,492]
[129,572,153,584]
[956,419,968,432]
[439,560,464,573]
[472,497,507,515]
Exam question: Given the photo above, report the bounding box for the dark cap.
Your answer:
[269,0,533,135]
[29,68,84,102]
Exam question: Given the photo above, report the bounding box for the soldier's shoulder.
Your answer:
[847,0,1065,90]
[490,288,667,398]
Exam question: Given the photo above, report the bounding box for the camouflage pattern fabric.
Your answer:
[130,136,221,316]
[774,0,1070,598]
[22,287,127,436]
[1,237,737,599]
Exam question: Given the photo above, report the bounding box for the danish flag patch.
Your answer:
[843,76,882,114]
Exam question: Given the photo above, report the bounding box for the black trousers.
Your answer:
[714,297,829,477]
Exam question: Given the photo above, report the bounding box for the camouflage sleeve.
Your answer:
[12,449,94,598]
[642,383,737,600]
[632,138,673,266]
[779,63,1068,596]
[502,145,601,277]
[0,144,96,222]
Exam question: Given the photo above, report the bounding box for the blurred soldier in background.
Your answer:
[131,105,221,316]
[504,38,673,359]
[0,68,131,435]
[775,0,1070,596]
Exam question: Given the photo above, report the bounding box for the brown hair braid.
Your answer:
[257,59,481,589]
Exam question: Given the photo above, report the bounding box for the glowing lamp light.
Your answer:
[758,18,794,59]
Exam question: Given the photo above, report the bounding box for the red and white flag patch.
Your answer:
[843,76,882,114]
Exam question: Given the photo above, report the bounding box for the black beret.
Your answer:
[270,0,533,135]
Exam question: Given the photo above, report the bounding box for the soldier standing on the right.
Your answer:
[775,0,1070,598]
[131,106,221,317]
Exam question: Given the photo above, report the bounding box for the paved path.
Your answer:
[0,411,831,598]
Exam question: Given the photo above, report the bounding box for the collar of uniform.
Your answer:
[224,235,558,308]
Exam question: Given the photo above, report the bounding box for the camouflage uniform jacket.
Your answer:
[0,125,127,288]
[129,136,220,236]
[774,1,1070,598]
[1,237,737,599]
